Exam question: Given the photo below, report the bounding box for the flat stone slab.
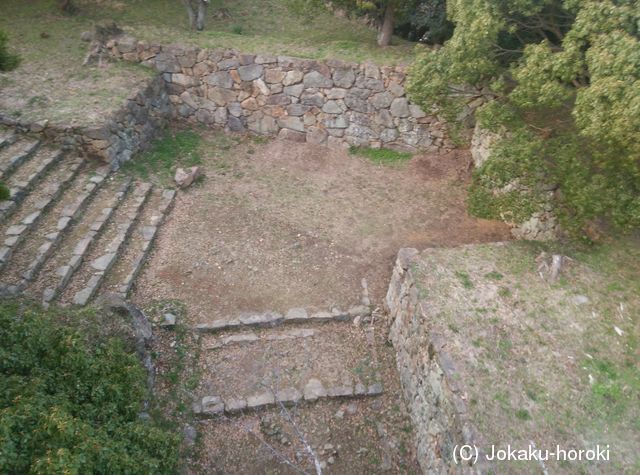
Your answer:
[195,305,371,333]
[195,377,383,417]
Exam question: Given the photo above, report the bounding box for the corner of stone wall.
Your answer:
[386,248,493,474]
[469,124,559,241]
[0,74,171,169]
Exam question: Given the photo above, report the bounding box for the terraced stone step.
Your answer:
[100,188,176,299]
[0,148,63,226]
[70,182,153,305]
[0,158,85,273]
[194,305,371,333]
[0,138,41,181]
[206,328,317,350]
[0,128,17,150]
[41,178,133,303]
[192,378,384,418]
[9,167,112,290]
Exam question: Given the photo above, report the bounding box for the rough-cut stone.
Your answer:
[201,396,225,415]
[264,68,285,83]
[322,100,343,114]
[174,166,202,188]
[283,70,304,86]
[207,71,233,88]
[304,71,333,88]
[284,307,308,322]
[286,104,310,116]
[225,398,248,412]
[333,68,356,88]
[247,391,275,408]
[277,388,302,404]
[304,378,327,401]
[307,127,328,145]
[283,84,304,97]
[278,128,306,142]
[390,98,410,117]
[238,311,283,327]
[278,116,305,132]
[238,64,264,81]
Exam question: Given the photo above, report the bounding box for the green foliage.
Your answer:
[407,0,640,237]
[348,145,412,164]
[0,30,20,71]
[122,128,202,185]
[0,300,180,473]
[0,182,10,201]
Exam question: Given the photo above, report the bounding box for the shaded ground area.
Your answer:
[135,133,509,323]
[406,240,640,474]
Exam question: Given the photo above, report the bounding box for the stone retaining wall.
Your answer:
[104,36,452,152]
[386,248,491,474]
[0,76,171,168]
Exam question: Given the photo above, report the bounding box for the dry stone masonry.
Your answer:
[104,36,452,153]
[386,248,492,474]
[0,76,171,168]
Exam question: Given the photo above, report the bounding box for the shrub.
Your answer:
[0,30,20,71]
[0,300,181,473]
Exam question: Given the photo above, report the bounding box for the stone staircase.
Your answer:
[0,127,175,306]
[189,304,385,418]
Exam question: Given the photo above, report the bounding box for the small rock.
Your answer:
[572,295,589,305]
[160,312,177,328]
[174,166,202,188]
[335,409,345,420]
[80,30,93,42]
[328,456,335,465]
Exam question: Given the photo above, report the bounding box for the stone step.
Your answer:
[0,147,62,226]
[38,178,134,304]
[195,320,382,414]
[100,188,176,299]
[0,158,85,275]
[192,378,384,418]
[0,128,17,150]
[4,167,113,290]
[65,182,153,306]
[0,137,41,182]
[194,304,371,333]
[206,328,317,350]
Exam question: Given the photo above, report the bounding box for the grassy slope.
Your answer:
[0,0,414,65]
[412,237,640,473]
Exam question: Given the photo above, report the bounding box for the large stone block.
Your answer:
[303,71,333,88]
[238,64,264,81]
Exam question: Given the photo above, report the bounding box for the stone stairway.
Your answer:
[0,127,175,306]
[189,304,385,418]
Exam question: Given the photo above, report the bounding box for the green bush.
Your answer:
[0,30,20,71]
[407,0,640,238]
[0,300,180,473]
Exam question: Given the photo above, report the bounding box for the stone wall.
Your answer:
[386,248,491,474]
[0,75,171,168]
[469,124,559,241]
[104,36,452,152]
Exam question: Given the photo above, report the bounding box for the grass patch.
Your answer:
[122,128,202,185]
[454,270,474,289]
[349,146,413,165]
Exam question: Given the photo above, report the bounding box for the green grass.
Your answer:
[0,0,415,66]
[349,146,413,165]
[122,128,202,185]
[454,270,474,289]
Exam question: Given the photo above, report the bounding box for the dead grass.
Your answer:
[410,238,640,474]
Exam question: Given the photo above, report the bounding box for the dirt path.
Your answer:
[133,133,509,473]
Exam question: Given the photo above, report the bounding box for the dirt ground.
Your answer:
[132,132,509,474]
[134,133,509,323]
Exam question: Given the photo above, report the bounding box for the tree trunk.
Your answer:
[59,0,76,14]
[183,0,196,29]
[377,3,394,47]
[196,0,208,31]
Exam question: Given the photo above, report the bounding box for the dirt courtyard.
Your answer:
[134,133,509,321]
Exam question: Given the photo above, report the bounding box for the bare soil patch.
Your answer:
[134,132,509,323]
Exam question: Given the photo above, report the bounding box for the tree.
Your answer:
[407,0,640,238]
[289,0,420,46]
[183,0,209,31]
